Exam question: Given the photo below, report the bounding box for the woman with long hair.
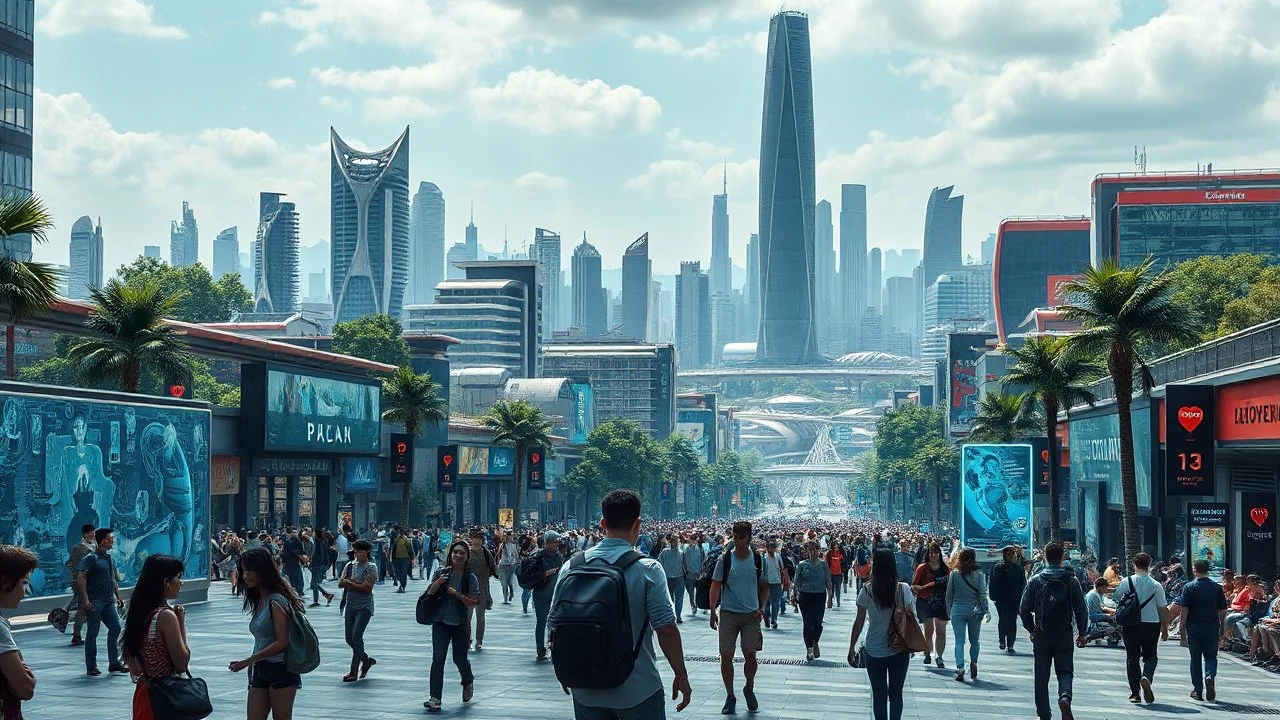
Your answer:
[222,534,243,596]
[910,543,950,668]
[792,541,832,661]
[945,547,989,682]
[338,539,378,682]
[424,540,480,713]
[231,547,305,720]
[848,549,915,720]
[0,546,38,715]
[122,555,190,719]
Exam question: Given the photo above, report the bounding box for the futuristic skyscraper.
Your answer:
[254,193,300,314]
[411,181,445,305]
[757,11,819,364]
[330,127,410,322]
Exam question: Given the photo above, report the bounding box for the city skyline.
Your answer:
[30,2,1267,281]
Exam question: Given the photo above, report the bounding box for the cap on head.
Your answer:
[543,530,563,545]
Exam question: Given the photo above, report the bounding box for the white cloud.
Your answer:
[363,95,439,122]
[319,96,350,110]
[38,0,187,39]
[311,62,469,95]
[514,172,568,192]
[665,128,732,162]
[626,158,756,199]
[266,76,297,90]
[469,68,661,134]
[633,33,737,59]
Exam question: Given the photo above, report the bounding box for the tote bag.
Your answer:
[889,583,929,653]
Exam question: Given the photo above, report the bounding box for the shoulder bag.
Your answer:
[889,583,929,653]
[960,572,990,616]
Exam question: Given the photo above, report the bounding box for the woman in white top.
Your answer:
[848,549,915,720]
[0,546,38,715]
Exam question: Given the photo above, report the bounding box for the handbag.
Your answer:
[889,584,929,653]
[416,571,451,625]
[147,673,212,720]
[848,644,868,668]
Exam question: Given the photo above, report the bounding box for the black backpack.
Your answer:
[1035,572,1074,632]
[549,551,646,690]
[518,554,548,591]
[695,549,762,610]
[1114,577,1154,628]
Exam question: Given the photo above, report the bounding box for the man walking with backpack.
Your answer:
[521,530,566,661]
[548,489,691,719]
[1110,552,1169,704]
[709,520,768,716]
[1020,542,1088,720]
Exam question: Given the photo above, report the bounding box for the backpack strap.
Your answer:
[610,550,649,660]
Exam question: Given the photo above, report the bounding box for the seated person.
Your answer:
[1085,578,1121,644]
[1223,575,1259,646]
[1245,585,1280,664]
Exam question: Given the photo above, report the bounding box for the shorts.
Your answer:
[916,598,947,622]
[718,610,763,655]
[249,661,302,690]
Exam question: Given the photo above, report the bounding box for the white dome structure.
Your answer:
[834,351,916,368]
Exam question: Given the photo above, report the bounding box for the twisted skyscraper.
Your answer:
[757,11,819,364]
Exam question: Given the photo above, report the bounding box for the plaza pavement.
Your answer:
[10,572,1280,719]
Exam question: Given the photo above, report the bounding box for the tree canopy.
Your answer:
[332,313,411,367]
[114,257,252,324]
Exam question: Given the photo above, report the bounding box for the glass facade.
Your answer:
[1068,408,1152,511]
[1117,202,1280,266]
[0,0,33,260]
[993,223,1090,341]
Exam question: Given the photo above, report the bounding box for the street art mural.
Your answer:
[0,391,210,597]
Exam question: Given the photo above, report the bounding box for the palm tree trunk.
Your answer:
[1045,396,1061,544]
[512,444,525,532]
[1110,347,1141,564]
[124,361,141,393]
[5,323,13,380]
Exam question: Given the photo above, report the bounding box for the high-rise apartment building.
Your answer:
[675,261,711,369]
[758,10,819,364]
[0,1,33,260]
[710,168,731,297]
[839,184,867,352]
[411,181,445,305]
[980,232,996,265]
[404,278,532,376]
[921,185,964,290]
[882,276,918,334]
[867,247,882,310]
[213,226,239,280]
[254,192,300,314]
[921,265,993,359]
[330,127,410,322]
[543,342,676,440]
[621,233,650,341]
[860,308,883,352]
[307,270,327,303]
[169,201,199,268]
[711,292,737,364]
[453,260,542,377]
[744,233,760,338]
[993,218,1090,342]
[815,199,838,355]
[532,228,562,337]
[67,216,103,300]
[571,234,605,338]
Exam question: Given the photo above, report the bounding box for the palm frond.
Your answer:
[0,195,54,246]
[0,257,63,322]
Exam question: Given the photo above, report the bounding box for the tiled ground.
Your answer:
[9,571,1280,718]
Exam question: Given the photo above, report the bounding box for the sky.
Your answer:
[30,0,1280,279]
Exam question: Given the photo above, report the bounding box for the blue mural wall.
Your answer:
[0,391,210,598]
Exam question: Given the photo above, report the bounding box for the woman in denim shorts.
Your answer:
[230,548,305,719]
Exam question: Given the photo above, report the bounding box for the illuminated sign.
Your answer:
[390,432,413,484]
[527,447,545,490]
[436,444,458,493]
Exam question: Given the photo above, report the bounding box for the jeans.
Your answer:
[84,599,121,669]
[429,622,474,699]
[864,651,909,720]
[798,592,826,649]
[498,565,517,602]
[1186,625,1219,694]
[344,608,372,675]
[951,606,982,668]
[533,589,554,651]
[995,601,1019,648]
[766,584,784,626]
[1121,622,1161,696]
[310,568,331,603]
[284,564,304,595]
[666,577,684,617]
[522,587,532,612]
[684,576,698,613]
[573,689,666,720]
[830,575,843,604]
[1032,633,1075,720]
[394,558,411,589]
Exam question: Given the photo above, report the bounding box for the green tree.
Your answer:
[69,277,192,393]
[482,400,553,532]
[908,439,958,528]
[1218,279,1280,335]
[115,257,251,323]
[0,195,62,379]
[967,392,1041,444]
[1062,259,1199,561]
[381,366,449,527]
[1003,336,1099,541]
[333,314,411,367]
[19,334,84,387]
[409,476,440,529]
[1166,253,1272,340]
[577,419,666,513]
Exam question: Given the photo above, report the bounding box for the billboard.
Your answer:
[1188,502,1229,580]
[261,366,381,454]
[436,444,457,493]
[211,455,240,495]
[1046,274,1077,307]
[947,332,994,436]
[960,443,1033,551]
[0,390,210,598]
[569,383,594,444]
[458,445,516,476]
[677,408,717,463]
[343,457,381,493]
[1240,491,1277,581]
[1165,385,1215,496]
[1068,409,1153,511]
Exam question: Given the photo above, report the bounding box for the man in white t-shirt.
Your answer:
[1111,552,1169,704]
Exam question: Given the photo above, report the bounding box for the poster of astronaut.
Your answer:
[0,391,210,598]
[960,443,1033,551]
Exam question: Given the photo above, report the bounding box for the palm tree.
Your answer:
[482,399,553,532]
[968,392,1041,443]
[1061,259,1199,561]
[381,366,448,527]
[69,277,192,393]
[1003,336,1100,542]
[0,195,62,380]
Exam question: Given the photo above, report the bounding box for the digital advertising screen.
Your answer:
[677,408,717,463]
[262,367,381,454]
[343,457,381,493]
[960,443,1033,551]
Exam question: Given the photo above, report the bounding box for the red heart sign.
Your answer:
[1178,406,1204,433]
[168,384,185,398]
[1252,507,1270,528]
[442,455,453,468]
[1040,450,1049,463]
[532,453,541,463]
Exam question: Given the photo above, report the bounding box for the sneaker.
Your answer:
[813,642,821,659]
[1059,696,1074,720]
[744,686,759,712]
[1205,677,1215,702]
[309,602,321,608]
[935,657,945,669]
[462,683,474,703]
[70,637,85,647]
[1128,694,1141,704]
[86,667,101,676]
[1189,690,1204,701]
[720,696,737,715]
[955,669,965,682]
[360,656,376,678]
[923,654,932,666]
[424,697,442,713]
[108,663,129,674]
[1140,677,1154,703]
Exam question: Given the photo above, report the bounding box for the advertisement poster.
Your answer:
[497,508,513,529]
[1028,436,1050,495]
[336,503,354,534]
[265,368,381,454]
[389,432,413,484]
[343,457,381,493]
[947,332,994,436]
[1083,484,1100,558]
[458,446,515,476]
[1240,491,1277,581]
[0,391,210,598]
[570,383,594,444]
[1187,502,1229,580]
[1165,385,1216,496]
[1069,410,1153,510]
[960,443,1033,551]
[677,408,717,463]
[436,444,457,493]
[211,455,240,495]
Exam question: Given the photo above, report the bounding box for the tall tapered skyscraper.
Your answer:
[330,127,410,322]
[169,201,198,268]
[533,228,562,336]
[710,163,730,297]
[839,184,867,351]
[815,199,837,354]
[254,193,300,314]
[758,11,819,364]
[411,181,445,304]
[921,185,964,290]
[68,216,103,300]
[867,247,882,310]
[621,233,650,340]
[571,233,605,338]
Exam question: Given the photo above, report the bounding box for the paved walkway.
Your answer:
[9,573,1280,718]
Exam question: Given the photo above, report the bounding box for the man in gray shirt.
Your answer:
[710,521,768,716]
[76,528,125,675]
[681,533,705,618]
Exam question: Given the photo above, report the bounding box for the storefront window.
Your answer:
[298,475,315,526]
[1068,409,1152,511]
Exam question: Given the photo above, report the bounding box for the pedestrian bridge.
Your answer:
[677,366,930,383]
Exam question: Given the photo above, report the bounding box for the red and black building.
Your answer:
[992,217,1091,343]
